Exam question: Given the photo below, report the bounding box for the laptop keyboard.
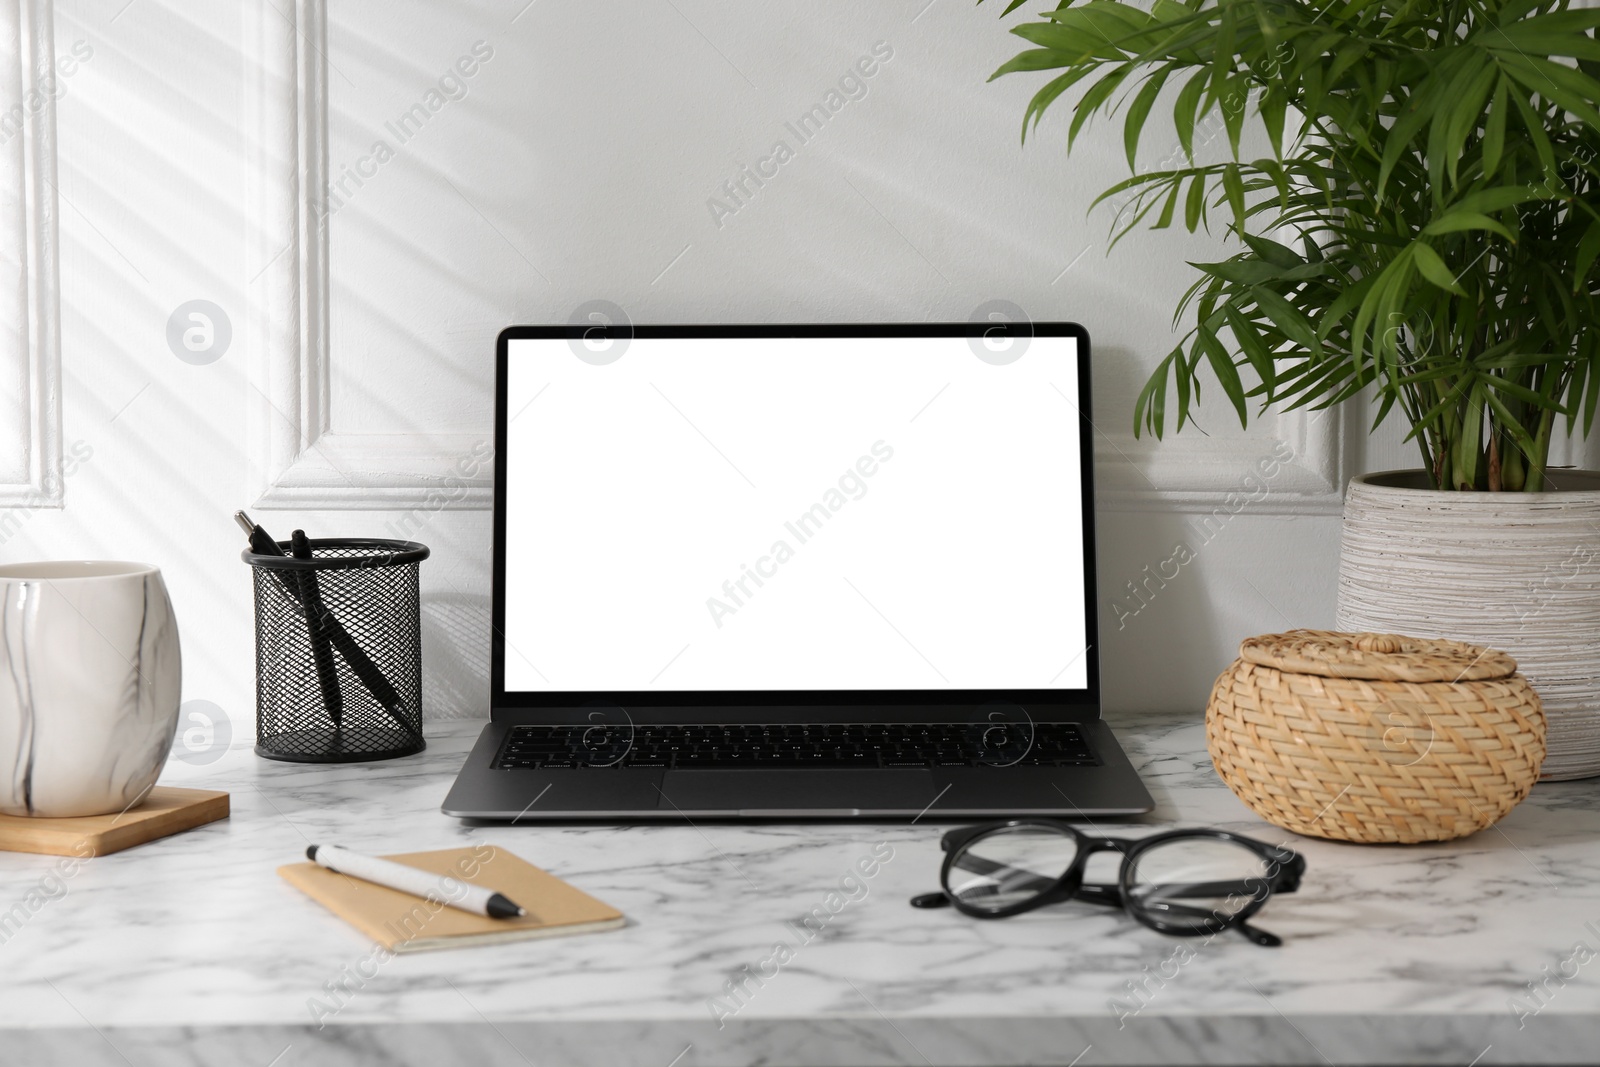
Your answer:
[494,722,1097,770]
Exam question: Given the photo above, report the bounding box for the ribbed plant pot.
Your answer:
[1337,470,1600,780]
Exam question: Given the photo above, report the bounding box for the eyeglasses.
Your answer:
[910,820,1305,947]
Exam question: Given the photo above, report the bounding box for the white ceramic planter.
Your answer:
[0,561,182,816]
[1337,470,1600,780]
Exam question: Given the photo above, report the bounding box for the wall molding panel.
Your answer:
[0,0,63,509]
[1094,406,1349,515]
[245,0,490,511]
[243,0,1341,517]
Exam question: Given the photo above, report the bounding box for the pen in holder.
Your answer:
[242,535,429,763]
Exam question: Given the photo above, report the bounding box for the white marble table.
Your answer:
[2,710,1598,1066]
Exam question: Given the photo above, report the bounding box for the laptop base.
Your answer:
[441,718,1154,820]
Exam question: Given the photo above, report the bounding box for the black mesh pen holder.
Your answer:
[244,538,428,763]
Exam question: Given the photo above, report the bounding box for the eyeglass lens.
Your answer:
[1125,837,1273,931]
[946,825,1079,911]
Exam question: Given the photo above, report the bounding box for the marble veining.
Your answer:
[2,710,1599,1065]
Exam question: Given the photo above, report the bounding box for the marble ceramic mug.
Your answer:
[0,562,182,817]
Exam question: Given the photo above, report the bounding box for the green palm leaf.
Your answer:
[981,0,1600,491]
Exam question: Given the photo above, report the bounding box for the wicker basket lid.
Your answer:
[1238,629,1517,682]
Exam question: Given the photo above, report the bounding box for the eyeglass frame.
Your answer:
[926,819,1305,944]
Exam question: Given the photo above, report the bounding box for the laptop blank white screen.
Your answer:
[503,334,1089,693]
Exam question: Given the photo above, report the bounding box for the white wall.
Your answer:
[3,0,1385,736]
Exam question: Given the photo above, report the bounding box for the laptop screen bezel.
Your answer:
[490,323,1100,717]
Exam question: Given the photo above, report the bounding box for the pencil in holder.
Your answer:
[243,538,428,763]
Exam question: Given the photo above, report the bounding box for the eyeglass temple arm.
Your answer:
[1068,882,1123,907]
[939,857,1287,945]
[1138,898,1283,946]
[942,864,1221,910]
[952,853,1296,902]
[1132,875,1298,898]
[947,878,1281,943]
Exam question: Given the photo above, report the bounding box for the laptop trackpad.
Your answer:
[659,769,936,815]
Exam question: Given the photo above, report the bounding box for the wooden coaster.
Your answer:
[0,786,229,857]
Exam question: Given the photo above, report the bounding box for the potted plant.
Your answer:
[983,0,1600,777]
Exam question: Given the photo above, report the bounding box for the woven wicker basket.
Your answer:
[1206,630,1546,844]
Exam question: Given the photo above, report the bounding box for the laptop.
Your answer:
[441,322,1154,819]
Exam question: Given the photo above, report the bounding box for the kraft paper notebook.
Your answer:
[278,845,625,952]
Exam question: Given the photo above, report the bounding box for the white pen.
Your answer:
[307,844,527,919]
